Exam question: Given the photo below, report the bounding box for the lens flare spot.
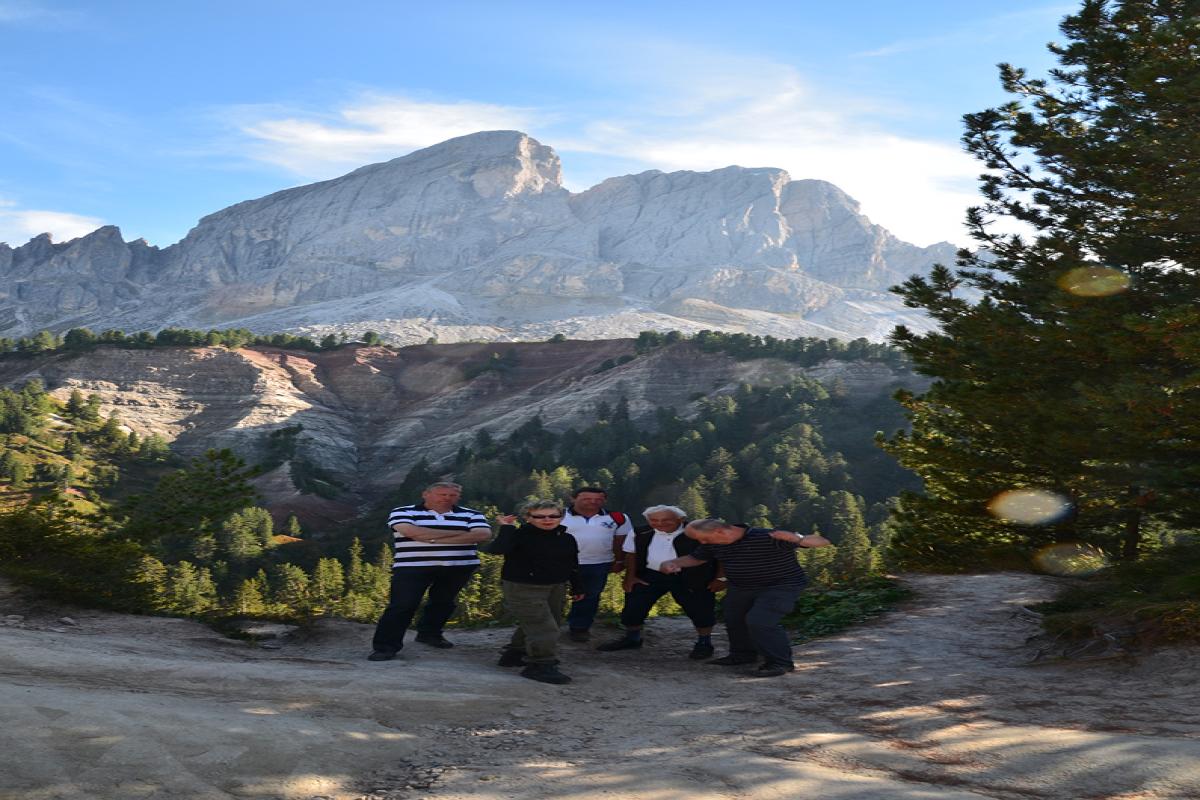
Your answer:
[1057,266,1130,297]
[987,489,1073,526]
[1033,542,1109,576]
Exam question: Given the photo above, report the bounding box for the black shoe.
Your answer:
[689,642,716,660]
[520,663,572,685]
[597,636,643,652]
[367,649,399,661]
[415,634,454,649]
[497,649,526,667]
[750,663,796,677]
[568,629,591,643]
[707,653,757,666]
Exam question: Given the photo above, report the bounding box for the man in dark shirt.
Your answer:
[659,518,829,677]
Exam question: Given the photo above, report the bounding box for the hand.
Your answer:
[769,530,802,543]
[623,576,649,593]
[706,578,728,593]
[610,559,626,574]
[659,560,683,575]
[498,514,518,525]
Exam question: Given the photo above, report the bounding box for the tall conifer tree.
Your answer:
[883,0,1200,567]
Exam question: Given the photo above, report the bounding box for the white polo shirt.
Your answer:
[562,508,633,565]
[622,526,684,572]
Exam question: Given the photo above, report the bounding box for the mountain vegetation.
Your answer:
[0,332,915,631]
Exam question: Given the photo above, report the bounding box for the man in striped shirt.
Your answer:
[368,481,492,661]
[659,518,829,677]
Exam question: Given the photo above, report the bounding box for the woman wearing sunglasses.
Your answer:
[487,500,584,684]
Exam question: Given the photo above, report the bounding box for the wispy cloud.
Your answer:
[225,94,540,178]
[0,197,104,246]
[854,5,1074,58]
[0,0,85,27]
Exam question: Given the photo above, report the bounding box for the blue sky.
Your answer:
[0,0,1070,249]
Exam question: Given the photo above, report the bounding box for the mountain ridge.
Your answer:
[0,131,956,342]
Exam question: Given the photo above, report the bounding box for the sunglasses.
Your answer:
[528,513,564,519]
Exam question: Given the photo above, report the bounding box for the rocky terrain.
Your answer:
[0,131,954,343]
[0,340,916,522]
[2,572,1196,800]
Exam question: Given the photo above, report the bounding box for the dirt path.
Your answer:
[2,573,1198,800]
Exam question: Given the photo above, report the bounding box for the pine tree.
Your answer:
[82,394,102,423]
[65,389,87,418]
[883,0,1200,567]
[746,504,773,528]
[310,557,346,614]
[232,577,268,615]
[165,561,217,615]
[827,491,874,581]
[138,434,170,461]
[678,483,710,520]
[272,563,312,616]
[218,510,266,562]
[121,449,259,555]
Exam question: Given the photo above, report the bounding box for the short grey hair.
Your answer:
[424,481,463,492]
[685,518,730,533]
[642,504,687,519]
[522,498,564,514]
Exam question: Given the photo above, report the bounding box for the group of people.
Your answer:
[368,482,830,684]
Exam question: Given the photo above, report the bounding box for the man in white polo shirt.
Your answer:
[560,486,632,642]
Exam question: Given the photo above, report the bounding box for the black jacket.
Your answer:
[629,525,718,590]
[485,524,582,593]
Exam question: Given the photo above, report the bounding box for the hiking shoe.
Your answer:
[750,663,796,677]
[707,654,757,666]
[520,663,572,685]
[415,634,455,649]
[497,649,526,667]
[597,636,643,652]
[367,649,399,661]
[688,642,716,660]
[568,629,591,643]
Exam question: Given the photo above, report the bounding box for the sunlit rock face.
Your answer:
[0,131,955,342]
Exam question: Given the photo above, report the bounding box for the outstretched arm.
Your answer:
[659,555,707,574]
[768,530,831,547]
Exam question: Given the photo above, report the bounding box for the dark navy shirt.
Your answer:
[689,526,808,589]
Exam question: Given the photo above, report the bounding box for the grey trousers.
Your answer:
[723,583,804,667]
[502,580,567,664]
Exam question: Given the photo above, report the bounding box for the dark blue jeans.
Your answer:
[722,583,804,668]
[619,570,716,629]
[371,565,477,653]
[566,562,612,632]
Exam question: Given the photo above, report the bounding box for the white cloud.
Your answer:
[555,53,981,246]
[0,198,104,246]
[228,94,539,179]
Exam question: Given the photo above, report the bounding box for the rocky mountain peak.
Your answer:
[343,129,564,199]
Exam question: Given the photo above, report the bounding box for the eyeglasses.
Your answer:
[528,513,564,519]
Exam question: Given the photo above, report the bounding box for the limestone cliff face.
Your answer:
[0,341,919,517]
[1,131,956,342]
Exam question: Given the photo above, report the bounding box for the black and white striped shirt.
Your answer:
[689,526,808,589]
[387,503,490,568]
